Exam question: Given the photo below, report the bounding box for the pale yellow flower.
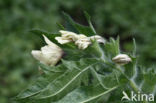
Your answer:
[55,30,105,50]
[90,35,106,43]
[75,37,91,50]
[31,35,63,66]
[55,37,72,44]
[55,30,78,44]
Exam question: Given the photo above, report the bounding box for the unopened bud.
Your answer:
[112,54,132,65]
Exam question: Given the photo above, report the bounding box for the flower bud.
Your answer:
[31,35,63,66]
[60,30,79,41]
[90,35,106,43]
[55,30,78,44]
[55,30,106,50]
[55,37,72,44]
[112,54,132,65]
[74,34,91,49]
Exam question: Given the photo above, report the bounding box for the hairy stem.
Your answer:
[116,66,148,103]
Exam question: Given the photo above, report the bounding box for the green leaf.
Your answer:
[90,61,119,89]
[53,84,118,103]
[15,65,65,100]
[63,12,96,36]
[31,59,98,101]
[141,68,156,94]
[56,23,65,30]
[124,56,137,78]
[85,41,105,60]
[104,37,120,58]
[38,63,67,74]
[63,41,105,61]
[15,13,156,103]
[84,11,97,35]
[30,29,61,45]
[117,56,156,95]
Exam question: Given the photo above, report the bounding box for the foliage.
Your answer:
[0,0,61,102]
[61,0,156,66]
[1,0,156,103]
[14,13,156,103]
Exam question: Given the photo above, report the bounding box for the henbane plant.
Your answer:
[14,12,156,103]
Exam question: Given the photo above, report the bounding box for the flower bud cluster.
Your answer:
[55,30,105,49]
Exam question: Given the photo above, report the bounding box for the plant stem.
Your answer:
[116,66,148,103]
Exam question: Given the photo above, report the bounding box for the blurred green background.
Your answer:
[0,0,156,103]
